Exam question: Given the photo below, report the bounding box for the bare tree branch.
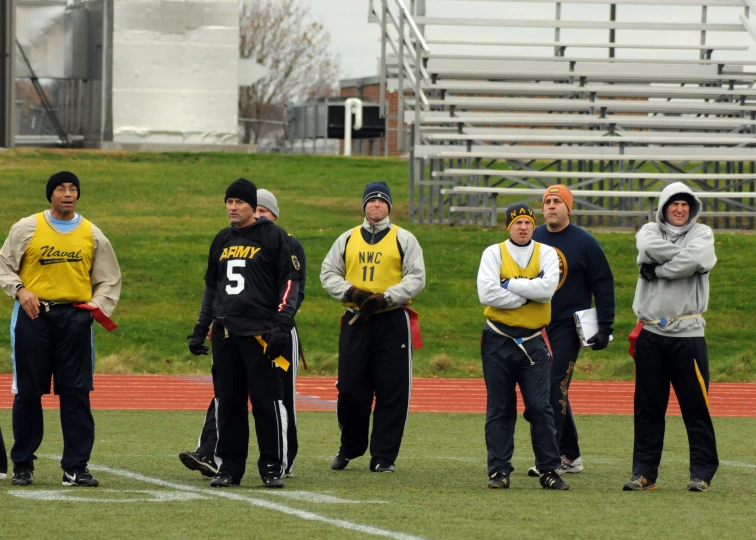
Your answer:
[239,0,340,144]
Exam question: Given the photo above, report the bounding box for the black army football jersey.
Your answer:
[205,218,300,336]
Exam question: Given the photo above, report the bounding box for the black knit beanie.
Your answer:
[225,178,257,208]
[46,171,80,202]
[505,203,536,230]
[362,181,392,212]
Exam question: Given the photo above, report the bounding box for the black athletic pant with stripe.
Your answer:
[11,303,95,471]
[546,320,582,460]
[0,425,7,475]
[632,330,719,484]
[197,327,300,472]
[481,326,562,476]
[336,308,412,469]
[211,322,286,482]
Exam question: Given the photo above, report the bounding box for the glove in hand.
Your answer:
[639,263,659,281]
[347,286,372,306]
[359,293,388,322]
[187,326,210,356]
[264,313,294,360]
[587,325,612,351]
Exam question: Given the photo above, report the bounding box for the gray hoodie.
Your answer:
[632,182,717,337]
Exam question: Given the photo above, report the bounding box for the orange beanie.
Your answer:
[543,185,573,214]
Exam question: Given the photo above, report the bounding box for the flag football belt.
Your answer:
[39,301,118,332]
[344,305,423,349]
[627,313,702,357]
[254,335,291,372]
[486,319,542,365]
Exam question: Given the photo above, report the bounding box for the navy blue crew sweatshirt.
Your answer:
[532,223,615,331]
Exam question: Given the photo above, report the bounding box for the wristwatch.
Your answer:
[14,283,24,299]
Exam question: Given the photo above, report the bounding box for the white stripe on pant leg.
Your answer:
[401,310,413,437]
[10,302,19,394]
[275,399,288,477]
[212,397,222,468]
[290,327,299,430]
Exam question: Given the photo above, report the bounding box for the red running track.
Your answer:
[0,375,754,417]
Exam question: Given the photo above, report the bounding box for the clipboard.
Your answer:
[574,308,613,348]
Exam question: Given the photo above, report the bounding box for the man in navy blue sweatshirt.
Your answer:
[529,185,615,477]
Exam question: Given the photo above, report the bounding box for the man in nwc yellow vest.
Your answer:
[477,202,568,490]
[0,171,121,488]
[320,181,425,473]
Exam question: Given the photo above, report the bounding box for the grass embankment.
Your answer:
[0,150,753,380]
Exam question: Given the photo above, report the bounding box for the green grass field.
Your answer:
[0,150,754,380]
[0,409,754,539]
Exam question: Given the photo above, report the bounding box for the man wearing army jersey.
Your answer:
[188,178,300,488]
[321,182,425,473]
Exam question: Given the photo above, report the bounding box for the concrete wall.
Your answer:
[112,0,238,144]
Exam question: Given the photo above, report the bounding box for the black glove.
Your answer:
[347,286,372,306]
[264,313,294,360]
[187,325,209,356]
[639,263,659,281]
[359,293,388,323]
[587,325,612,351]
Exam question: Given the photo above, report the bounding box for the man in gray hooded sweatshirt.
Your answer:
[623,182,719,493]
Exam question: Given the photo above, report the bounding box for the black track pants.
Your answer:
[0,425,8,474]
[481,326,561,476]
[197,327,300,472]
[632,330,719,484]
[211,323,286,482]
[545,320,582,459]
[336,309,412,468]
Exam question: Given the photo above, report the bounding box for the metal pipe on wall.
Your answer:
[1,0,16,148]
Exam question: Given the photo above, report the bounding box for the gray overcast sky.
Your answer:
[308,1,755,81]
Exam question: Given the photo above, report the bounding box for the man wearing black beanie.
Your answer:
[0,171,122,488]
[321,181,426,474]
[187,178,301,488]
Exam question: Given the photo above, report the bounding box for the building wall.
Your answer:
[112,0,238,144]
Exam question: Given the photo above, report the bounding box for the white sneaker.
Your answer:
[0,472,6,480]
[557,456,584,475]
[527,466,541,478]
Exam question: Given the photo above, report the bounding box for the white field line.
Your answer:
[38,456,423,540]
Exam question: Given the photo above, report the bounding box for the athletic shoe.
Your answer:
[262,476,284,488]
[210,471,239,487]
[11,464,34,486]
[622,474,657,491]
[179,451,217,478]
[62,468,99,487]
[283,466,294,478]
[0,472,6,480]
[687,479,710,492]
[558,456,584,475]
[527,466,540,478]
[331,452,350,470]
[540,471,570,490]
[488,472,510,489]
[371,463,395,473]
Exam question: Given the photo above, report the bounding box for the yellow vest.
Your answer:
[344,225,403,308]
[484,242,551,330]
[18,213,94,302]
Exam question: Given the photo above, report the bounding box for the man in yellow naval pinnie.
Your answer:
[321,181,425,473]
[0,171,122,488]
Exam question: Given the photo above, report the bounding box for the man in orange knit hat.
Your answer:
[528,185,615,478]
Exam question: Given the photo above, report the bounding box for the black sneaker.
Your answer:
[687,478,709,492]
[371,462,395,473]
[622,474,657,491]
[488,472,510,489]
[62,468,99,487]
[331,452,350,470]
[262,475,284,488]
[12,464,34,486]
[540,471,570,490]
[179,451,217,478]
[210,471,239,487]
[527,466,540,478]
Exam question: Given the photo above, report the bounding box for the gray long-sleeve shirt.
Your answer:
[320,216,425,307]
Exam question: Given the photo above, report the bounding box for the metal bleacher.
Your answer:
[368,0,756,228]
